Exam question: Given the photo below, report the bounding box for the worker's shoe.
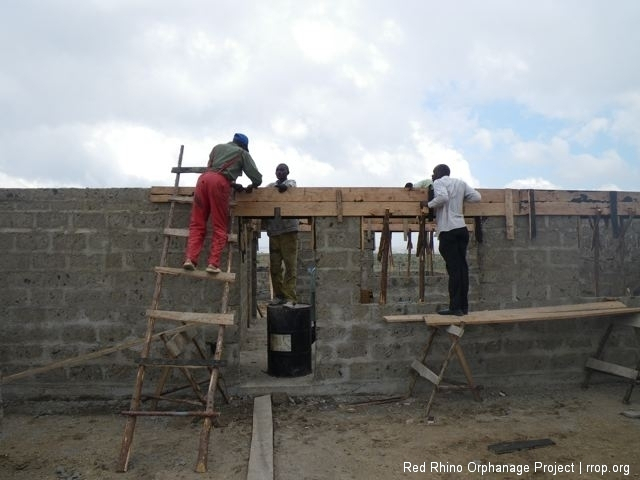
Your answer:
[437,308,464,317]
[183,259,195,271]
[283,300,296,308]
[270,296,285,305]
[205,264,221,274]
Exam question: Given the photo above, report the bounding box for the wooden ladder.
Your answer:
[117,145,237,473]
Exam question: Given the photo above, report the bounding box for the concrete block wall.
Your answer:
[1,188,241,402]
[311,214,640,393]
[2,188,640,403]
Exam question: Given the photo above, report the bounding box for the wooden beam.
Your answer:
[149,186,640,219]
[505,189,515,240]
[247,395,274,480]
[424,302,640,326]
[1,324,201,384]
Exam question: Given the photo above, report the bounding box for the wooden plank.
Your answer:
[164,227,190,237]
[411,359,440,385]
[151,186,195,196]
[383,314,426,323]
[585,358,639,380]
[146,309,235,326]
[154,266,236,283]
[386,301,635,325]
[163,228,238,243]
[150,185,640,205]
[150,194,194,204]
[135,357,226,368]
[150,185,640,218]
[505,189,515,240]
[1,324,199,384]
[488,438,555,454]
[446,324,464,338]
[247,395,274,480]
[425,302,640,326]
[122,410,219,417]
[171,166,207,174]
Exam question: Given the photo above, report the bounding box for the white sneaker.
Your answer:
[283,301,296,308]
[183,260,195,271]
[205,265,221,274]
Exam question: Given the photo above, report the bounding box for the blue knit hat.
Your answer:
[233,133,249,151]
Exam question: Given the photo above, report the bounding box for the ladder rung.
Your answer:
[163,228,238,243]
[121,410,219,417]
[147,309,235,325]
[171,166,207,174]
[154,266,236,283]
[136,357,226,368]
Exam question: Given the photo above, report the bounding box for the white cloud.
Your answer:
[255,141,335,187]
[292,19,356,64]
[505,177,559,190]
[1,0,639,193]
[271,117,310,140]
[569,118,610,146]
[411,124,480,187]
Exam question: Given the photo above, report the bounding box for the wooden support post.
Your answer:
[417,213,426,302]
[378,210,391,304]
[406,229,412,278]
[610,191,619,237]
[505,189,515,240]
[590,210,602,297]
[528,189,537,239]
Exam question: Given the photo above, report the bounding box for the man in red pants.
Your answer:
[183,133,262,273]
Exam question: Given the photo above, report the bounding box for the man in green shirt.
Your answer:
[183,133,262,273]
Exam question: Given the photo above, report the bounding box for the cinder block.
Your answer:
[336,341,368,359]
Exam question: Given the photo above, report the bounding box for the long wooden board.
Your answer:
[146,309,235,326]
[247,395,274,480]
[1,324,200,384]
[150,186,640,219]
[154,266,236,283]
[384,301,640,325]
[425,302,640,326]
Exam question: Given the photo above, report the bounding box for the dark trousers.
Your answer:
[438,227,470,312]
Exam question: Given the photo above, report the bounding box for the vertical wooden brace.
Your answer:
[505,189,515,240]
[528,189,537,239]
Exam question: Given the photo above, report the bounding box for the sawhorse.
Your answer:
[385,300,640,416]
[408,323,482,416]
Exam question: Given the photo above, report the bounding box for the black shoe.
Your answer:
[437,309,464,317]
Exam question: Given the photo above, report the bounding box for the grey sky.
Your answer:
[1,0,639,190]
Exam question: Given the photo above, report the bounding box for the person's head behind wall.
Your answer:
[275,163,289,181]
[233,133,249,151]
[432,163,450,181]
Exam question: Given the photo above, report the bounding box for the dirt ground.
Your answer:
[1,383,639,480]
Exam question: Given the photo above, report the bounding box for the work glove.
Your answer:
[244,184,258,194]
[276,183,288,193]
[231,183,245,193]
